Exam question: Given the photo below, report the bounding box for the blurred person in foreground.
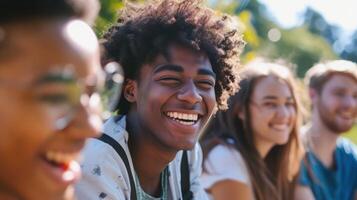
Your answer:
[75,0,245,199]
[200,61,303,200]
[0,0,104,199]
[295,60,357,200]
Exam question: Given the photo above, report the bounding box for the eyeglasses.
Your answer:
[0,62,123,131]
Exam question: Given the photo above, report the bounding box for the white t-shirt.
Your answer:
[200,144,252,199]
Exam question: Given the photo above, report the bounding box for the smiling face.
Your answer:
[0,20,102,200]
[126,44,216,151]
[314,74,357,133]
[247,76,297,152]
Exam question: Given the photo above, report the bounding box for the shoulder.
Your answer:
[81,116,128,163]
[76,116,132,199]
[336,138,357,162]
[201,144,251,189]
[206,144,245,166]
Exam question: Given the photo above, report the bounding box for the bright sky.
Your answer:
[258,0,357,35]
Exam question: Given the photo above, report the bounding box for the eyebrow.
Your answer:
[153,64,183,74]
[153,64,216,79]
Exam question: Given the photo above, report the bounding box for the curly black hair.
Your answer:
[103,0,245,114]
[0,0,99,25]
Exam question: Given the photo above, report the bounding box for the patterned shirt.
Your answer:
[75,116,209,200]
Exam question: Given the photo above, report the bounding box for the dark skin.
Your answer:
[127,116,172,195]
[123,44,217,196]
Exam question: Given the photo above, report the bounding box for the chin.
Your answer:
[181,143,196,151]
[168,139,196,151]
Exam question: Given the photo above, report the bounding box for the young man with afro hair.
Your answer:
[76,0,245,199]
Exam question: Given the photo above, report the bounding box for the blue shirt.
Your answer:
[299,138,357,200]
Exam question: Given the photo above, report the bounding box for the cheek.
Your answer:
[250,108,271,125]
[289,108,297,121]
[321,94,340,108]
[203,92,216,114]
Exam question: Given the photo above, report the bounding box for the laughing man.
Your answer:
[75,0,244,199]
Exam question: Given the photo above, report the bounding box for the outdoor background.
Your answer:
[95,0,357,143]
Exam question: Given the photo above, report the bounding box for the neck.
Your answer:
[126,112,175,196]
[255,139,273,159]
[306,111,339,168]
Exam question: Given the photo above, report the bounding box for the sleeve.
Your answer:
[200,145,250,190]
[75,139,130,200]
[188,143,210,200]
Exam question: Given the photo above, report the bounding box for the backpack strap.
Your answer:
[97,134,137,200]
[180,150,193,200]
[98,133,192,200]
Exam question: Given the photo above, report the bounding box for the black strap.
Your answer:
[180,150,193,200]
[98,133,192,200]
[97,134,137,200]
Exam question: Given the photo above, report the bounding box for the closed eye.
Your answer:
[196,80,215,90]
[158,77,181,86]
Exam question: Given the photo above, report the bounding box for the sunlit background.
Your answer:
[95,0,357,142]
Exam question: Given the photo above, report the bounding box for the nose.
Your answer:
[275,104,292,119]
[64,93,103,139]
[177,80,203,104]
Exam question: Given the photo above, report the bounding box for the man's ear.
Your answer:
[309,88,319,104]
[123,79,138,103]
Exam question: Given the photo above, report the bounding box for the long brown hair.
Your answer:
[201,61,303,200]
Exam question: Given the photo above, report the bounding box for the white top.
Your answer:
[200,144,252,199]
[75,116,209,200]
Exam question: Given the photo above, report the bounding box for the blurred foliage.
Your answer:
[341,30,357,62]
[96,0,355,75]
[206,0,337,77]
[94,0,123,37]
[344,125,357,144]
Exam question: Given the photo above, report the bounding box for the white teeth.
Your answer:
[271,124,288,130]
[45,151,78,165]
[176,120,195,125]
[166,112,199,121]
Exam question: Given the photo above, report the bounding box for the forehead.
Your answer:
[324,74,357,91]
[139,45,213,77]
[0,20,100,81]
[166,45,209,64]
[252,75,292,100]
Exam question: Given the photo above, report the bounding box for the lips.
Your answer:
[337,111,355,121]
[270,123,290,131]
[41,150,81,185]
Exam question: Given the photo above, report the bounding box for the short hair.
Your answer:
[103,0,245,114]
[0,0,99,25]
[305,60,357,93]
